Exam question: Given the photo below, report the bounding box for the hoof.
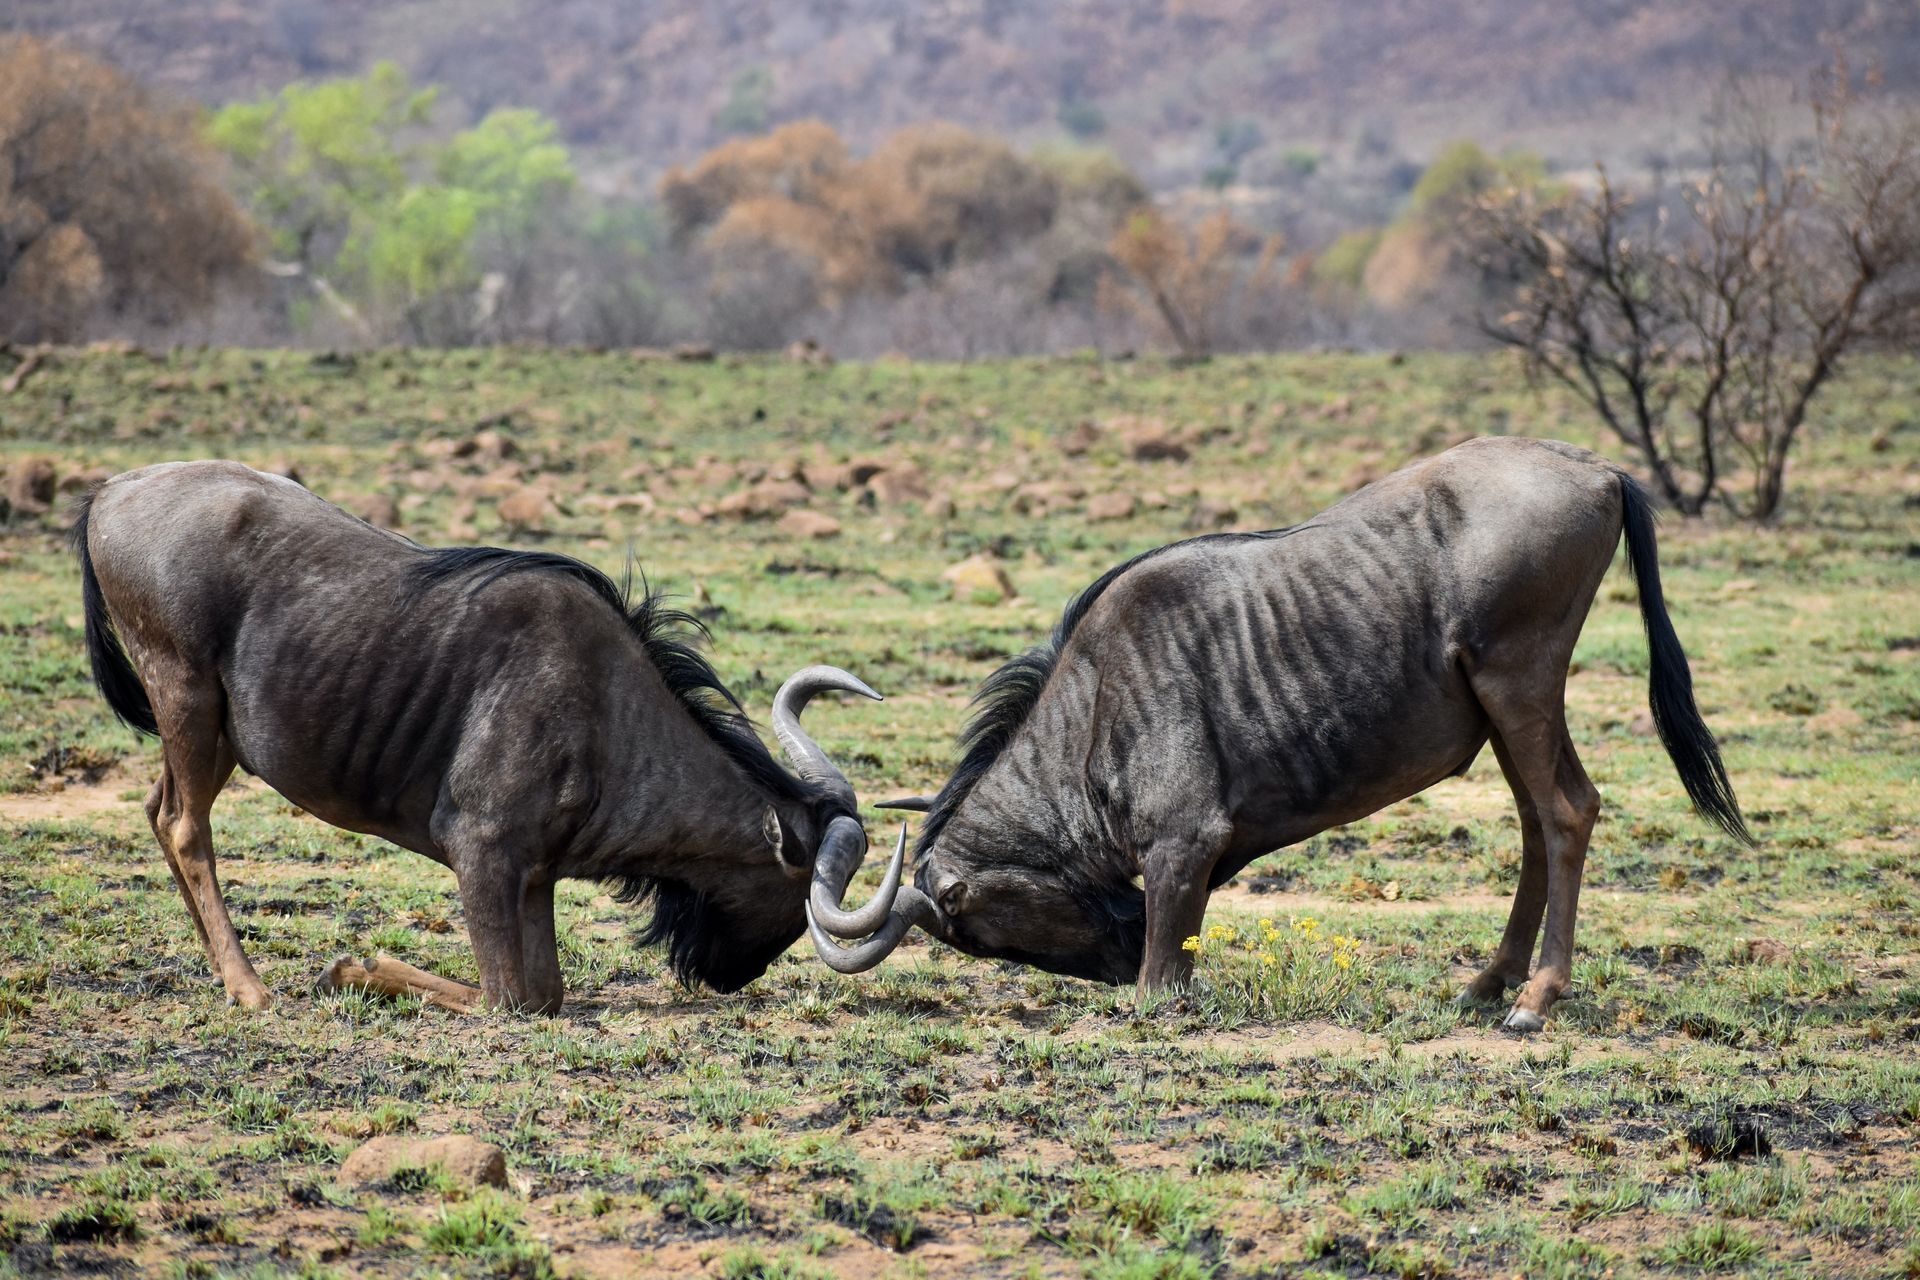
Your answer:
[1503,1007,1545,1034]
[227,986,273,1011]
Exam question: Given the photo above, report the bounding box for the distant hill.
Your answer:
[9,0,1915,200]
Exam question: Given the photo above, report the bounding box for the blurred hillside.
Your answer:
[11,0,1916,194]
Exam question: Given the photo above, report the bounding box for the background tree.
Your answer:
[659,120,1067,345]
[1104,208,1284,359]
[1470,69,1920,520]
[209,66,579,343]
[0,36,253,343]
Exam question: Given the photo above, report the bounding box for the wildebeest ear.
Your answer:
[876,795,933,812]
[765,808,807,877]
[937,878,968,916]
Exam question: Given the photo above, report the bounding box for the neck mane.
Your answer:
[916,528,1300,858]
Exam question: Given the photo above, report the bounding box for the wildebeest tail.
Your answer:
[69,490,158,736]
[1618,474,1752,845]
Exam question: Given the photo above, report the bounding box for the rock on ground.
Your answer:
[339,1135,508,1189]
[777,509,842,539]
[942,554,1015,604]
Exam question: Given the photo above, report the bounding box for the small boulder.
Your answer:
[777,509,842,539]
[1058,420,1102,457]
[925,493,958,521]
[942,554,1015,605]
[1107,416,1189,463]
[340,1136,507,1190]
[497,485,558,531]
[1743,938,1792,965]
[1087,492,1136,522]
[57,466,112,495]
[345,493,400,530]
[5,458,56,515]
[1188,498,1238,530]
[717,478,810,519]
[867,463,929,506]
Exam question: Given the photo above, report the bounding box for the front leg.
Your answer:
[1138,832,1227,996]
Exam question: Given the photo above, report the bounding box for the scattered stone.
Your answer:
[983,470,1022,495]
[1087,492,1136,521]
[1743,938,1792,965]
[1107,416,1189,463]
[1188,498,1238,529]
[942,554,1015,605]
[1058,420,1102,457]
[777,509,842,539]
[497,485,559,531]
[867,463,930,506]
[925,493,958,520]
[5,457,56,515]
[340,1136,508,1190]
[57,466,112,495]
[717,478,810,519]
[345,493,400,530]
[1012,482,1059,515]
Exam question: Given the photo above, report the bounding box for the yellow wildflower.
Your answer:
[1181,935,1202,953]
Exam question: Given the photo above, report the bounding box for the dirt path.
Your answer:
[0,772,143,822]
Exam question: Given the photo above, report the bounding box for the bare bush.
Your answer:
[0,36,254,342]
[1103,208,1285,359]
[1471,68,1920,520]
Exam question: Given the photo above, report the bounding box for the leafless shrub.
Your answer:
[1471,65,1920,520]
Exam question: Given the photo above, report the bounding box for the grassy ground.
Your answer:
[0,346,1916,1278]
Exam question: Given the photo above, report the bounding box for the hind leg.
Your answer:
[1469,668,1598,1032]
[148,773,213,971]
[147,705,267,1009]
[1461,732,1550,1004]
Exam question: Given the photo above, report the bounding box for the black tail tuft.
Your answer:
[69,492,157,736]
[1618,475,1753,845]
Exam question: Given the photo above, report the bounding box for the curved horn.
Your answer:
[807,885,942,974]
[875,795,934,813]
[810,818,908,938]
[772,665,881,802]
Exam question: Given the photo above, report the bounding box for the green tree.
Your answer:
[208,65,575,341]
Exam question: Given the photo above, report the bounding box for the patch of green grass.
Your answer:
[1,347,1916,1274]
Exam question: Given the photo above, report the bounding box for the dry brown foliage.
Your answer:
[0,35,254,342]
[1104,207,1284,358]
[660,120,1060,315]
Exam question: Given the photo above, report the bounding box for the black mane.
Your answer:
[603,874,801,993]
[411,545,811,805]
[918,528,1300,853]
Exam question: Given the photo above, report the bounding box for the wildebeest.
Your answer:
[807,438,1751,1030]
[72,460,894,1012]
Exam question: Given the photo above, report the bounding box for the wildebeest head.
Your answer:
[620,664,900,993]
[910,834,1145,984]
[797,812,1144,985]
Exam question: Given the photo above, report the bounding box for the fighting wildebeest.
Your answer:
[807,438,1751,1030]
[72,460,895,1013]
